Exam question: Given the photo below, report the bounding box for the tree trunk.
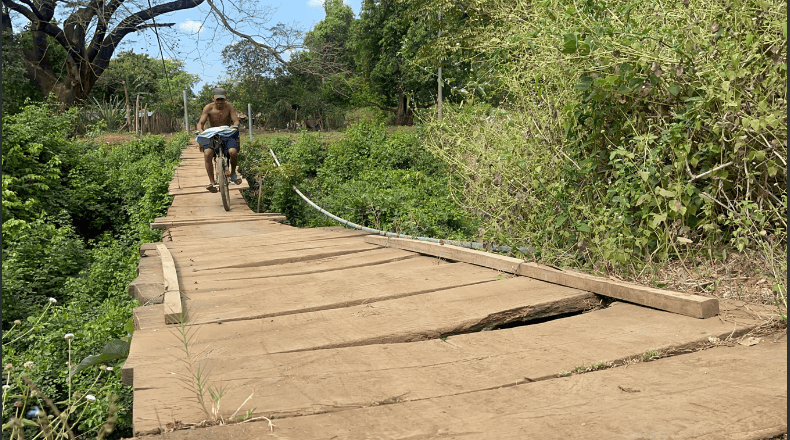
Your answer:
[395,91,414,126]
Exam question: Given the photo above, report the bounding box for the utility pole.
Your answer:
[183,89,189,133]
[437,11,443,120]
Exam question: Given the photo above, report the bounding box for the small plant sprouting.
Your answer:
[171,310,275,432]
[642,350,661,362]
[558,371,571,377]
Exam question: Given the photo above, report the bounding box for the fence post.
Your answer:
[248,103,253,141]
[135,94,140,134]
[257,177,263,213]
[183,90,190,133]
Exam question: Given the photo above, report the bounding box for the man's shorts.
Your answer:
[207,137,241,155]
[219,136,241,155]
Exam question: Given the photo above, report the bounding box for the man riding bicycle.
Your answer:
[196,88,243,192]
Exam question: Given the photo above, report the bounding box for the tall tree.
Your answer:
[1,0,301,106]
[90,51,198,104]
[352,0,436,125]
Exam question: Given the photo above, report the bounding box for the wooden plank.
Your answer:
[140,339,787,439]
[173,240,381,271]
[152,214,283,223]
[163,231,372,254]
[130,302,772,429]
[150,216,286,229]
[125,277,597,365]
[365,236,719,319]
[182,259,502,324]
[179,248,417,282]
[156,244,184,324]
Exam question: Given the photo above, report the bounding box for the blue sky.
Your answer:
[124,0,362,93]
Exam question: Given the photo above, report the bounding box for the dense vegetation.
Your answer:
[239,0,786,310]
[240,121,478,239]
[2,103,188,437]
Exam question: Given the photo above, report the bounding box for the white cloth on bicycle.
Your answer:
[195,126,238,148]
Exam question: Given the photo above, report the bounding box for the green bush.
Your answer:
[420,0,786,271]
[240,121,477,238]
[2,103,188,438]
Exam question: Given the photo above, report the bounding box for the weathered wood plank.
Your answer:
[130,302,773,430]
[139,340,787,439]
[156,244,184,324]
[365,236,719,319]
[150,216,286,229]
[182,259,501,324]
[126,276,596,366]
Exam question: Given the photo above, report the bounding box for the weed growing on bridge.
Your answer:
[169,313,274,433]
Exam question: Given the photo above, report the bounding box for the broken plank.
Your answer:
[130,302,772,429]
[156,244,184,324]
[365,235,719,319]
[143,339,787,439]
[126,276,596,366]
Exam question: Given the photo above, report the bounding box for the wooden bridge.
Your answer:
[125,142,787,439]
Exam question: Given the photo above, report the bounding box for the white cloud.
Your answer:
[307,0,323,7]
[179,20,204,34]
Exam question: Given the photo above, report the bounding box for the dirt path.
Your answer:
[124,141,787,439]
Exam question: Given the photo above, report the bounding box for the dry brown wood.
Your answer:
[365,236,719,319]
[150,216,286,229]
[156,244,184,324]
[129,301,770,427]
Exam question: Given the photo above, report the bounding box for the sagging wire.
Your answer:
[266,148,535,256]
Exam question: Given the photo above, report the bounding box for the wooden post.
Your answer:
[143,104,149,134]
[183,90,190,133]
[135,94,140,134]
[257,177,263,213]
[123,81,131,131]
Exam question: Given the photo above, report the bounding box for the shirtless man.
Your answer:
[196,88,242,192]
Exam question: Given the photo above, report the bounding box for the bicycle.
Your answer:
[196,126,240,211]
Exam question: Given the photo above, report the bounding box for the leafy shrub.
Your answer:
[2,104,188,438]
[420,0,786,271]
[240,122,477,238]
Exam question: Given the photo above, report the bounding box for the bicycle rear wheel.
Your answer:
[220,156,230,211]
[214,147,230,211]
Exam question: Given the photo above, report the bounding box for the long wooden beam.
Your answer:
[156,244,185,324]
[364,236,719,319]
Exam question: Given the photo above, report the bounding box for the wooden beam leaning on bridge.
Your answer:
[364,236,719,319]
[156,244,185,324]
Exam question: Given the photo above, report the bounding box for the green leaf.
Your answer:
[575,76,593,92]
[561,33,578,54]
[576,223,591,233]
[651,213,667,228]
[70,339,130,378]
[555,214,568,227]
[124,317,136,335]
[636,193,652,206]
[638,171,649,182]
[668,84,681,96]
[656,188,675,198]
